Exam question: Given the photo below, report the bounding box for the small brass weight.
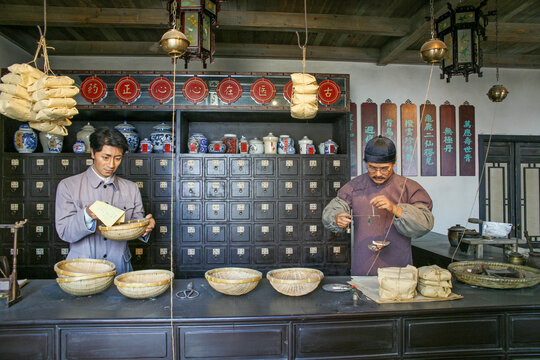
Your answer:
[0,219,27,306]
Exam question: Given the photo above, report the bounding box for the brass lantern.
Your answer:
[420,0,447,64]
[435,2,494,82]
[168,0,221,69]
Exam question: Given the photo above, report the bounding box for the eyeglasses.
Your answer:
[366,165,392,175]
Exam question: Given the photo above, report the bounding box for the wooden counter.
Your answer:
[1,275,539,360]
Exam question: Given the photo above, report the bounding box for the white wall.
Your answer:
[0,36,31,68]
[2,40,539,234]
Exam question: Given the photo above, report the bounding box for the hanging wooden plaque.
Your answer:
[317,80,341,105]
[250,78,276,104]
[114,76,141,104]
[440,103,457,176]
[80,76,107,103]
[400,102,418,176]
[216,78,242,104]
[183,77,209,104]
[380,101,397,146]
[459,103,476,176]
[420,103,437,176]
[148,77,173,104]
[349,102,358,176]
[361,101,378,174]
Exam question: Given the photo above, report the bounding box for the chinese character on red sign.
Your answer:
[80,76,107,103]
[317,80,341,105]
[216,78,242,104]
[182,77,209,104]
[283,80,293,103]
[250,78,276,104]
[148,77,174,104]
[114,77,141,104]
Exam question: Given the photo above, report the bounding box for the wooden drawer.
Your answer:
[508,313,540,350]
[180,324,288,360]
[0,327,54,360]
[60,326,171,359]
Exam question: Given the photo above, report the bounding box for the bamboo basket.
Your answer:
[54,258,116,278]
[205,267,262,295]
[99,219,150,241]
[114,269,174,299]
[448,261,540,289]
[56,272,116,296]
[267,268,324,296]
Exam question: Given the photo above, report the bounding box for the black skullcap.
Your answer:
[363,135,396,163]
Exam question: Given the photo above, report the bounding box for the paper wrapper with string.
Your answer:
[290,0,319,120]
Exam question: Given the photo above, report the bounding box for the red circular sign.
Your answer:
[250,78,276,104]
[182,77,209,104]
[216,78,242,104]
[148,77,173,104]
[317,80,341,105]
[114,76,141,104]
[283,80,293,103]
[80,76,107,103]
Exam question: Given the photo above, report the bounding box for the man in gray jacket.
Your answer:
[322,136,434,275]
[55,128,155,274]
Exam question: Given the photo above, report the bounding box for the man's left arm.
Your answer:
[393,186,434,238]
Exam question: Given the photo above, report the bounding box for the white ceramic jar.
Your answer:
[263,132,278,154]
[39,132,64,153]
[298,136,313,154]
[76,122,95,153]
[248,138,264,154]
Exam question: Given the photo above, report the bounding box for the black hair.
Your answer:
[89,127,129,153]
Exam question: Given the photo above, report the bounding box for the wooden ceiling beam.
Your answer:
[486,23,540,43]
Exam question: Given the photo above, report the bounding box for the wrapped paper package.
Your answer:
[27,75,75,93]
[378,265,418,300]
[7,63,45,81]
[418,278,452,288]
[32,86,80,102]
[418,265,451,281]
[0,83,32,101]
[291,73,317,85]
[33,98,77,112]
[35,106,79,122]
[29,121,68,136]
[290,72,319,120]
[418,282,451,298]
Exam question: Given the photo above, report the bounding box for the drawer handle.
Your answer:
[189,210,193,214]
[38,187,43,192]
[238,210,243,215]
[63,165,68,171]
[36,232,42,237]
[161,210,166,216]
[311,166,316,170]
[11,165,17,171]
[238,188,242,193]
[287,210,291,214]
[263,209,267,214]
[311,188,316,194]
[263,188,267,193]
[11,210,17,215]
[213,188,218,193]
[189,188,194,193]
[37,165,43,170]
[189,166,193,171]
[10,188,16,193]
[335,166,340,171]
[214,165,218,170]
[239,166,243,171]
[214,210,218,215]
[37,210,42,216]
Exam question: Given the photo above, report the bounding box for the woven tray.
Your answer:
[267,268,324,296]
[205,267,262,296]
[99,219,149,241]
[448,261,540,289]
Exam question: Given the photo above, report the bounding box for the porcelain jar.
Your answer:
[319,139,338,154]
[139,138,153,153]
[76,122,95,153]
[187,136,199,153]
[298,136,313,154]
[263,132,278,154]
[13,124,37,153]
[191,133,207,153]
[248,138,264,154]
[150,122,173,153]
[39,132,63,153]
[239,136,249,154]
[114,121,139,153]
[222,134,237,154]
[73,140,86,154]
[208,140,226,153]
[278,135,294,154]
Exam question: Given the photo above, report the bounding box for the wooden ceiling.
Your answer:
[0,0,539,69]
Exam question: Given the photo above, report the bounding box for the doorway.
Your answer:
[479,135,540,243]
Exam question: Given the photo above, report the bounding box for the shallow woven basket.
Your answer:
[448,261,540,289]
[205,267,262,296]
[56,272,116,296]
[99,219,150,241]
[54,258,116,278]
[114,269,174,299]
[267,267,324,296]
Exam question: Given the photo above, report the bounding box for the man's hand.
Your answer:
[86,202,99,220]
[370,195,402,218]
[334,212,352,228]
[143,214,156,237]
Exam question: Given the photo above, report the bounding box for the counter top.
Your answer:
[1,275,539,325]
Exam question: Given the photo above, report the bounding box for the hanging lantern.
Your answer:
[160,29,190,58]
[420,0,447,64]
[435,2,494,82]
[167,0,221,69]
[487,84,508,102]
[486,0,508,103]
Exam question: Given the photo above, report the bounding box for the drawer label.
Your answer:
[187,160,195,167]
[237,226,245,233]
[36,181,44,190]
[36,203,44,211]
[310,181,318,189]
[310,247,318,254]
[10,203,18,211]
[285,181,293,189]
[261,203,269,211]
[333,181,341,189]
[237,248,245,256]
[261,159,269,167]
[137,181,144,189]
[261,226,269,233]
[36,248,44,255]
[187,204,196,211]
[212,204,220,211]
[36,226,43,233]
[237,160,244,167]
[212,226,220,234]
[212,248,221,256]
[36,159,44,166]
[309,203,318,211]
[286,160,293,167]
[285,204,293,211]
[187,182,195,189]
[10,159,19,166]
[310,225,318,232]
[160,248,168,255]
[61,248,69,255]
[212,160,220,167]
[333,160,341,167]
[212,182,220,189]
[160,226,168,233]
[286,247,293,255]
[236,182,245,190]
[333,246,341,254]
[261,181,269,189]
[160,181,168,189]
[187,248,195,256]
[286,225,293,233]
[237,204,245,211]
[160,159,168,167]
[160,203,168,211]
[135,248,143,255]
[261,248,269,255]
[135,159,144,167]
[187,226,195,234]
[11,181,19,189]
[61,159,69,166]
[309,160,317,167]
[86,159,94,166]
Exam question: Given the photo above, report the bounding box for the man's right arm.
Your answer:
[55,180,96,243]
[322,197,351,233]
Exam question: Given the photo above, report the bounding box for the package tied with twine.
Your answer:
[290,73,318,119]
[377,265,418,300]
[0,63,45,122]
[417,265,452,298]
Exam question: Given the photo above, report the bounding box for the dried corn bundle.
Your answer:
[378,265,418,300]
[417,265,452,298]
[290,72,318,119]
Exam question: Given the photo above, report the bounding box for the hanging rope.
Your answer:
[295,0,309,73]
[169,57,177,360]
[29,0,55,75]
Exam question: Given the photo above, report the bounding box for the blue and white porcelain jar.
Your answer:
[139,138,153,153]
[14,124,37,153]
[150,122,173,153]
[114,121,139,153]
[191,133,208,153]
[39,132,63,153]
[73,140,86,154]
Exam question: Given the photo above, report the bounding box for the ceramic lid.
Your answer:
[152,122,172,131]
[223,134,237,137]
[249,137,263,144]
[115,121,135,131]
[279,134,290,138]
[299,136,312,143]
[81,122,95,130]
[263,132,278,140]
